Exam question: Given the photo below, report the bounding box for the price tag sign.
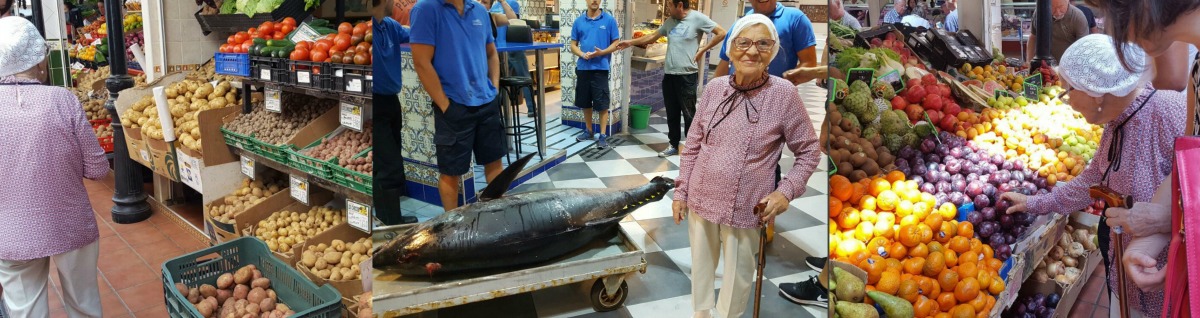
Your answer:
[345,75,364,93]
[296,70,311,84]
[1023,73,1042,99]
[290,174,309,205]
[177,151,203,192]
[994,89,1013,100]
[346,199,371,233]
[846,68,875,86]
[139,149,150,163]
[340,102,364,132]
[288,23,324,43]
[265,87,282,113]
[260,69,272,81]
[240,156,255,179]
[876,70,905,94]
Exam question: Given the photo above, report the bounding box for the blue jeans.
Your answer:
[507,52,536,113]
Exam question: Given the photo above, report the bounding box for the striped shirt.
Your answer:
[882,8,901,24]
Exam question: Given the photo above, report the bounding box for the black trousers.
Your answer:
[662,73,698,148]
[374,93,406,225]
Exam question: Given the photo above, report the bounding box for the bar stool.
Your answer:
[500,76,543,161]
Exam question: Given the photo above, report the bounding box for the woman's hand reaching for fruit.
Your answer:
[999,192,1029,214]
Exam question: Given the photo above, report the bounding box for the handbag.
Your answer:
[1162,136,1200,318]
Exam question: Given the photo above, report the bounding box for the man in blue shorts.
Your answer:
[371,0,417,225]
[570,0,621,149]
[410,0,503,211]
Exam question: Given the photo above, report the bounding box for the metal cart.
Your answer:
[370,223,649,317]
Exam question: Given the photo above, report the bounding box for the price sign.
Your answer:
[139,149,150,163]
[340,102,364,132]
[296,70,311,84]
[994,89,1013,100]
[177,151,203,192]
[346,199,371,233]
[290,174,309,205]
[288,23,324,43]
[240,155,255,179]
[876,70,905,94]
[265,87,282,113]
[1023,73,1042,100]
[345,74,364,93]
[846,68,875,86]
[260,69,272,81]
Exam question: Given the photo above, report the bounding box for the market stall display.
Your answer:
[829,22,1109,316]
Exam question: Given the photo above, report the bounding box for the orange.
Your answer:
[969,292,988,312]
[861,209,879,225]
[954,277,981,302]
[831,175,852,201]
[878,190,900,212]
[935,313,952,318]
[915,295,937,317]
[867,237,891,256]
[878,270,901,294]
[981,245,995,260]
[911,243,930,258]
[904,257,927,276]
[887,242,909,259]
[938,269,960,292]
[899,224,922,247]
[892,180,908,193]
[984,295,997,315]
[925,214,944,234]
[900,214,921,227]
[875,219,897,240]
[849,250,870,265]
[969,238,983,253]
[896,200,915,218]
[829,197,843,218]
[925,252,947,277]
[928,241,945,253]
[957,222,974,238]
[950,304,976,318]
[944,250,959,267]
[939,202,958,220]
[976,271,993,292]
[861,195,878,211]
[919,276,942,298]
[921,192,938,210]
[871,178,892,197]
[937,292,958,312]
[987,276,1005,295]
[986,258,1004,272]
[918,223,935,243]
[864,256,887,284]
[886,170,907,183]
[835,239,866,259]
[886,258,903,272]
[957,263,980,284]
[837,209,861,229]
[850,183,867,205]
[898,280,921,303]
[914,201,933,220]
[948,236,971,254]
[938,222,957,243]
[854,222,876,242]
[960,251,980,265]
[906,189,924,206]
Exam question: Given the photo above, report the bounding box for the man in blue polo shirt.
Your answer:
[410,0,503,211]
[487,0,540,118]
[371,0,417,225]
[570,0,620,149]
[714,0,819,85]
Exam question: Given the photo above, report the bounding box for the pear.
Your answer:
[868,291,914,318]
[835,301,879,318]
[833,267,865,303]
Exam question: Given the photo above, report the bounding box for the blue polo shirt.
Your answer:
[719,4,817,77]
[410,0,498,106]
[490,0,521,46]
[571,11,620,71]
[371,17,410,95]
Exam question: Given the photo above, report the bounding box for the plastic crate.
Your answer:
[99,136,114,152]
[248,137,291,165]
[162,237,342,317]
[331,148,371,195]
[331,64,372,96]
[192,0,318,35]
[251,56,290,83]
[220,127,252,150]
[214,53,251,77]
[286,138,336,180]
[290,60,332,90]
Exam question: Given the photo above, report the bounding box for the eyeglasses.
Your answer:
[732,37,775,52]
[1057,84,1073,100]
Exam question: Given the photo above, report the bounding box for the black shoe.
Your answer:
[806,256,827,272]
[400,215,418,224]
[779,276,828,307]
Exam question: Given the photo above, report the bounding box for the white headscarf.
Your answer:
[1058,34,1150,98]
[0,16,45,78]
[725,13,779,64]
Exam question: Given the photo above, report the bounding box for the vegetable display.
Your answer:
[207,173,288,224]
[298,237,371,281]
[175,264,297,318]
[253,206,347,254]
[223,92,334,145]
[121,80,241,152]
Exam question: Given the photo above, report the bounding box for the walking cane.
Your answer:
[1090,186,1133,318]
[753,203,769,318]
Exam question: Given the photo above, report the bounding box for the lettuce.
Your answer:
[220,0,238,14]
[255,0,283,13]
[236,0,258,16]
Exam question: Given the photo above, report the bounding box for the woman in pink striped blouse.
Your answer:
[672,14,821,318]
[0,17,108,317]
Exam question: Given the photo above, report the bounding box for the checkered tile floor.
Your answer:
[397,83,829,318]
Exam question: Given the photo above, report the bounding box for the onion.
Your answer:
[1034,269,1050,283]
[1047,262,1066,277]
[1059,235,1073,249]
[1062,256,1078,268]
[1049,246,1064,261]
[1082,234,1097,251]
[1055,274,1071,285]
[1073,229,1091,247]
[1065,267,1082,283]
[1069,242,1086,258]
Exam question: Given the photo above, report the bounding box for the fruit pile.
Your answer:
[219,18,300,54]
[289,21,373,65]
[830,171,1006,317]
[960,64,1023,93]
[891,74,969,133]
[1004,293,1062,318]
[123,13,142,32]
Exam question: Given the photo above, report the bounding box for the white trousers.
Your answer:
[0,241,101,318]
[1109,292,1147,318]
[689,210,761,318]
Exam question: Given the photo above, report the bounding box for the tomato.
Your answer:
[260,22,275,34]
[351,35,364,46]
[273,31,285,40]
[353,52,368,65]
[247,28,258,38]
[338,22,352,34]
[290,49,310,61]
[342,54,354,64]
[311,50,329,63]
[234,32,249,44]
[355,42,370,53]
[227,35,237,45]
[324,33,337,41]
[279,24,295,36]
[295,41,311,51]
[334,34,352,51]
[364,30,372,44]
[352,23,368,36]
[330,52,345,63]
[282,17,297,27]
[240,42,251,53]
[314,39,333,53]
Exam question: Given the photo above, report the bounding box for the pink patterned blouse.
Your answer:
[0,77,109,261]
[676,75,821,229]
[1025,84,1185,317]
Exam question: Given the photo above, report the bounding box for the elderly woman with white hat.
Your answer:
[0,16,108,317]
[999,34,1186,318]
[673,14,821,318]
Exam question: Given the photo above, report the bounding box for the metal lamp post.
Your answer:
[1029,0,1054,68]
[103,0,150,224]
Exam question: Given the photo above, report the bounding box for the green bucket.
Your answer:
[629,105,651,129]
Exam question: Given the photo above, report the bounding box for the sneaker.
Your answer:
[576,132,595,142]
[779,276,828,307]
[658,146,678,157]
[806,256,827,272]
[597,134,609,149]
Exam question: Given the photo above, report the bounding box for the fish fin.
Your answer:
[479,153,536,201]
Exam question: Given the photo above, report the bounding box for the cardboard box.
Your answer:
[235,190,335,265]
[1017,249,1101,318]
[293,222,370,308]
[1015,214,1066,284]
[206,190,291,244]
[192,105,239,166]
[125,129,150,166]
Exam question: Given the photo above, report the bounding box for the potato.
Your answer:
[252,269,263,280]
[259,297,276,312]
[234,267,252,285]
[323,251,342,265]
[247,287,266,304]
[175,283,189,296]
[216,273,234,289]
[216,289,232,304]
[251,277,271,289]
[188,287,201,304]
[232,284,249,300]
[196,301,214,317]
[245,303,260,315]
[301,251,318,268]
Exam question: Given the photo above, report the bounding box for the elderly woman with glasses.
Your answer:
[0,17,108,317]
[673,14,821,318]
[999,34,1186,318]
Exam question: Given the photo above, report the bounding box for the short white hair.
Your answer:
[725,14,779,63]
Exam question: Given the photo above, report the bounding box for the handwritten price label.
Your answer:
[340,102,364,132]
[346,199,371,233]
[290,174,309,205]
[240,156,255,179]
[265,87,282,113]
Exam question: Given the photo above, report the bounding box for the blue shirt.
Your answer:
[944,9,959,32]
[571,11,620,71]
[371,17,411,95]
[410,0,498,106]
[490,0,521,46]
[719,4,817,78]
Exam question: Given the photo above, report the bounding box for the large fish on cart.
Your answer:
[374,154,675,276]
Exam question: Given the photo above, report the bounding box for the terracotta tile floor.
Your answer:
[38,177,209,318]
[1068,261,1111,317]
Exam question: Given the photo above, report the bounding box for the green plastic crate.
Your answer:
[285,137,336,180]
[220,127,252,150]
[248,137,291,165]
[331,147,372,196]
[162,237,342,318]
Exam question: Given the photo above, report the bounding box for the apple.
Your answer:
[907,85,928,104]
[924,94,944,111]
[943,102,962,116]
[927,110,943,124]
[922,74,938,86]
[892,96,909,110]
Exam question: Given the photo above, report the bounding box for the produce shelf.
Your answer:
[231,148,371,204]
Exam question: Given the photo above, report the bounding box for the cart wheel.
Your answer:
[590,279,629,312]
